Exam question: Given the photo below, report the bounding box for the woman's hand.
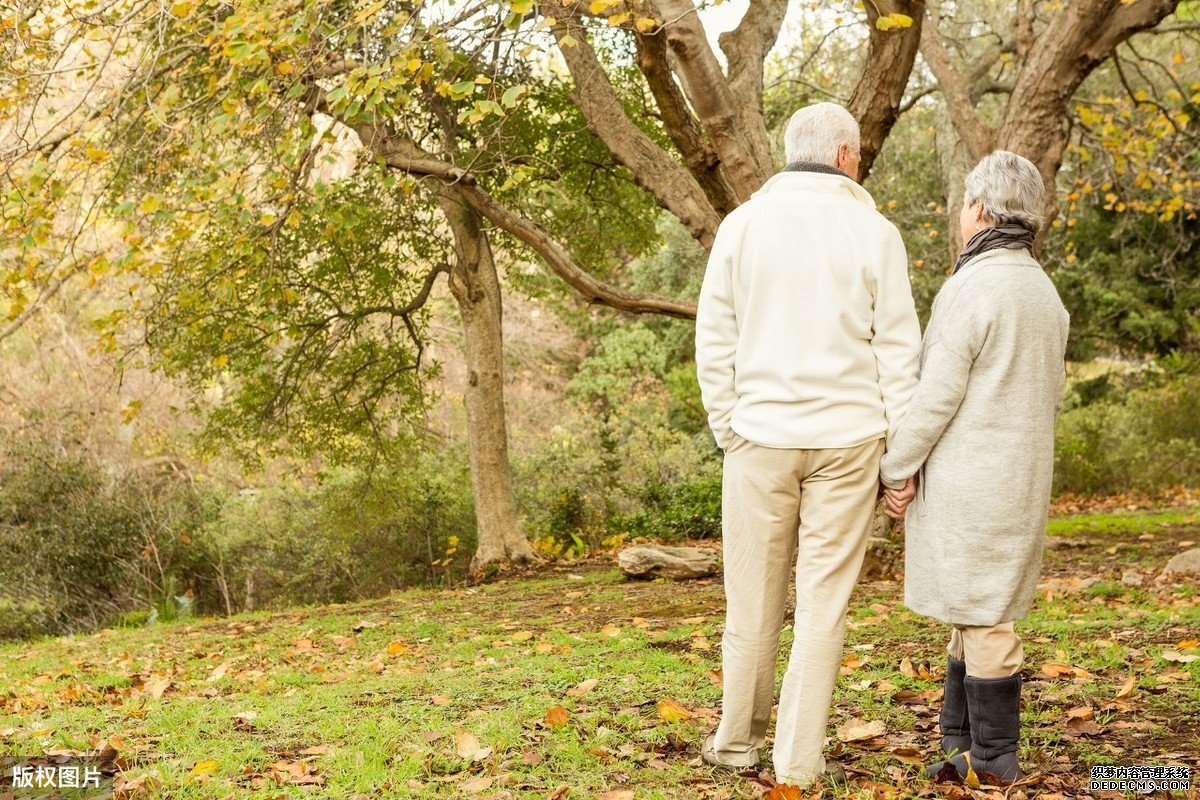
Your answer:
[882,476,917,520]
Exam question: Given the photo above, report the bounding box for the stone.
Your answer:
[1162,547,1200,578]
[1120,570,1144,587]
[1079,576,1104,590]
[617,545,719,580]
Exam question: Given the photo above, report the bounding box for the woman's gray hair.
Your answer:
[783,102,860,166]
[963,151,1046,233]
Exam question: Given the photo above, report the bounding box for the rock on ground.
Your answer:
[1162,547,1200,578]
[617,545,719,580]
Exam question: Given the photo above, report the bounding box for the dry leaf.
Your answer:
[598,792,634,800]
[1115,675,1136,698]
[460,775,494,793]
[1162,650,1199,663]
[836,717,886,742]
[386,641,408,656]
[455,730,491,760]
[764,783,805,800]
[544,705,570,728]
[567,678,599,697]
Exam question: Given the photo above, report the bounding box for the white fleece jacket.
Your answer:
[695,170,921,450]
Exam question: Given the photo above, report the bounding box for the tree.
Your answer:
[2,0,926,570]
[917,0,1181,247]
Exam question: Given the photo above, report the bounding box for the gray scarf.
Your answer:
[953,224,1036,274]
[783,161,847,177]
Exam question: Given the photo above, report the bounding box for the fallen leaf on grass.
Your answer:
[567,678,598,697]
[889,745,924,765]
[764,784,804,800]
[1162,650,1199,663]
[189,760,219,780]
[386,641,408,656]
[601,624,621,638]
[1115,675,1137,698]
[1066,717,1103,737]
[836,717,885,742]
[544,705,570,728]
[142,675,171,699]
[112,773,160,800]
[510,631,534,642]
[1066,706,1094,720]
[656,698,693,722]
[455,730,492,760]
[268,758,325,786]
[460,775,494,793]
[598,791,634,800]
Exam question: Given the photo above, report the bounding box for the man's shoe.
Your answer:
[701,732,760,769]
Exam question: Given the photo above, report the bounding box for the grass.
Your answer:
[1,508,1199,799]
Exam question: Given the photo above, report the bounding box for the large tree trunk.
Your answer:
[439,195,537,573]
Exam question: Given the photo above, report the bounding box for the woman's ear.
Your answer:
[973,201,987,226]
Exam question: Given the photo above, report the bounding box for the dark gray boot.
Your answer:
[963,674,1024,783]
[925,657,971,777]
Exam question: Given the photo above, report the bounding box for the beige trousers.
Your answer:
[947,622,1024,678]
[713,433,884,785]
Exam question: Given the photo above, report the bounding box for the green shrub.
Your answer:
[1055,357,1200,495]
[0,597,55,642]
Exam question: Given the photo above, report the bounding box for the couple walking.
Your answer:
[694,102,1069,786]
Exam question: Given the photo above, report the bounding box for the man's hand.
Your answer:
[882,476,917,520]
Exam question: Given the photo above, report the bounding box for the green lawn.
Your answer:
[2,508,1198,799]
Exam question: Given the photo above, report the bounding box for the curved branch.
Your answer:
[848,0,925,180]
[552,20,721,247]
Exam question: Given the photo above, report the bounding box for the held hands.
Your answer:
[881,476,917,520]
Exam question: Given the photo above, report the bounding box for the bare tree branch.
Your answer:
[552,21,721,247]
[920,10,995,161]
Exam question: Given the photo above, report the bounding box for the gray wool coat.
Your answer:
[880,247,1070,626]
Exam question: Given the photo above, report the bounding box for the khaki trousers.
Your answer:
[947,622,1024,678]
[713,433,884,785]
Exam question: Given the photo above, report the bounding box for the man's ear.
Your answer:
[835,142,850,170]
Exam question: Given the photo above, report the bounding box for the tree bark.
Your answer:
[848,0,926,180]
[438,194,537,573]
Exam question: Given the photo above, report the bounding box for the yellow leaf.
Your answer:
[635,16,657,32]
[656,698,692,722]
[170,0,194,17]
[190,760,219,778]
[386,641,408,655]
[1115,675,1136,699]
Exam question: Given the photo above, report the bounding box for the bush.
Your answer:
[204,448,477,611]
[1055,357,1200,495]
[0,434,217,639]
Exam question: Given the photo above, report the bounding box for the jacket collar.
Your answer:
[953,246,1041,276]
[753,168,878,209]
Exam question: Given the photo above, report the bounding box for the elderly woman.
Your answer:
[879,151,1069,783]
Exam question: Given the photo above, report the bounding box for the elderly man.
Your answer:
[695,102,921,785]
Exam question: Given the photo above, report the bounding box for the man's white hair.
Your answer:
[963,151,1046,233]
[783,102,860,166]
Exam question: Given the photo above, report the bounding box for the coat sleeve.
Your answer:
[869,224,922,442]
[879,289,986,489]
[695,223,739,450]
